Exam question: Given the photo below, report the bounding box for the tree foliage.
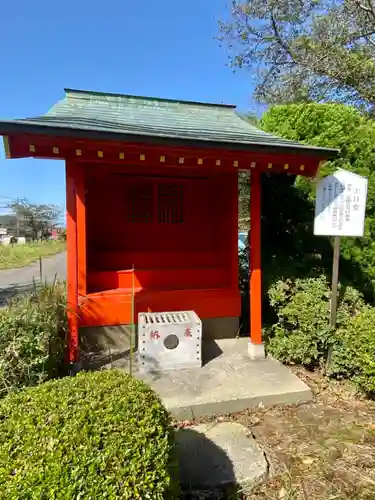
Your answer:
[219,0,375,110]
[261,103,375,292]
[7,198,61,240]
[239,103,375,339]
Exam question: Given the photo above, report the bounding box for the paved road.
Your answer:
[0,252,66,306]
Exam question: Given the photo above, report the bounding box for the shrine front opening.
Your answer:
[82,164,240,332]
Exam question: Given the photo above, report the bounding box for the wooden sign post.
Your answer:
[330,236,340,328]
[314,169,368,329]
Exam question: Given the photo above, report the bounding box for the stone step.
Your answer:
[176,422,268,491]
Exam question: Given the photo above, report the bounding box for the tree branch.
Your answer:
[354,0,375,22]
[270,10,299,64]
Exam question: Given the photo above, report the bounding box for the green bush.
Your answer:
[0,370,179,500]
[267,276,365,367]
[329,306,375,396]
[267,275,375,395]
[0,282,67,396]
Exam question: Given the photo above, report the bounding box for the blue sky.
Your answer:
[0,1,258,211]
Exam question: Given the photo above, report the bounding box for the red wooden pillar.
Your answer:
[66,162,79,365]
[75,164,86,298]
[249,169,265,358]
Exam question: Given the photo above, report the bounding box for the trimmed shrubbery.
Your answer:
[0,370,179,500]
[266,275,375,396]
[267,276,363,366]
[0,282,67,396]
[329,306,375,396]
[0,285,179,498]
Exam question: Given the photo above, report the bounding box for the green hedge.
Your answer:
[329,306,375,396]
[266,276,375,396]
[0,282,67,396]
[0,370,179,499]
[267,276,364,366]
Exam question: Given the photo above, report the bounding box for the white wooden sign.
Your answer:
[314,169,368,237]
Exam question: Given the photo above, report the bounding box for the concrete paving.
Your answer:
[101,337,312,419]
[176,422,268,490]
[0,252,66,305]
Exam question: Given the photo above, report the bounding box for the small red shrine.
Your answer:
[0,89,337,366]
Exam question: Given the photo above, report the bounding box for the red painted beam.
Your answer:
[6,133,322,177]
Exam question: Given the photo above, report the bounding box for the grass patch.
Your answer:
[0,281,67,396]
[0,240,65,269]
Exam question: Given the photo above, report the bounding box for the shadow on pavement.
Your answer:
[0,283,37,307]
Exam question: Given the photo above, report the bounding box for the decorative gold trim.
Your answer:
[250,162,256,168]
[268,163,272,169]
[160,155,166,163]
[98,151,104,158]
[53,147,59,155]
[233,160,239,168]
[197,158,203,165]
[140,154,145,161]
[119,152,125,160]
[179,157,185,164]
[76,149,82,156]
[216,159,221,166]
[29,145,36,153]
[300,165,305,172]
[3,136,11,158]
[284,164,289,170]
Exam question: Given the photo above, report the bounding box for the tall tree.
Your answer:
[219,1,375,110]
[7,198,62,240]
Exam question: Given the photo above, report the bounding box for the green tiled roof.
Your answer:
[0,89,338,156]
